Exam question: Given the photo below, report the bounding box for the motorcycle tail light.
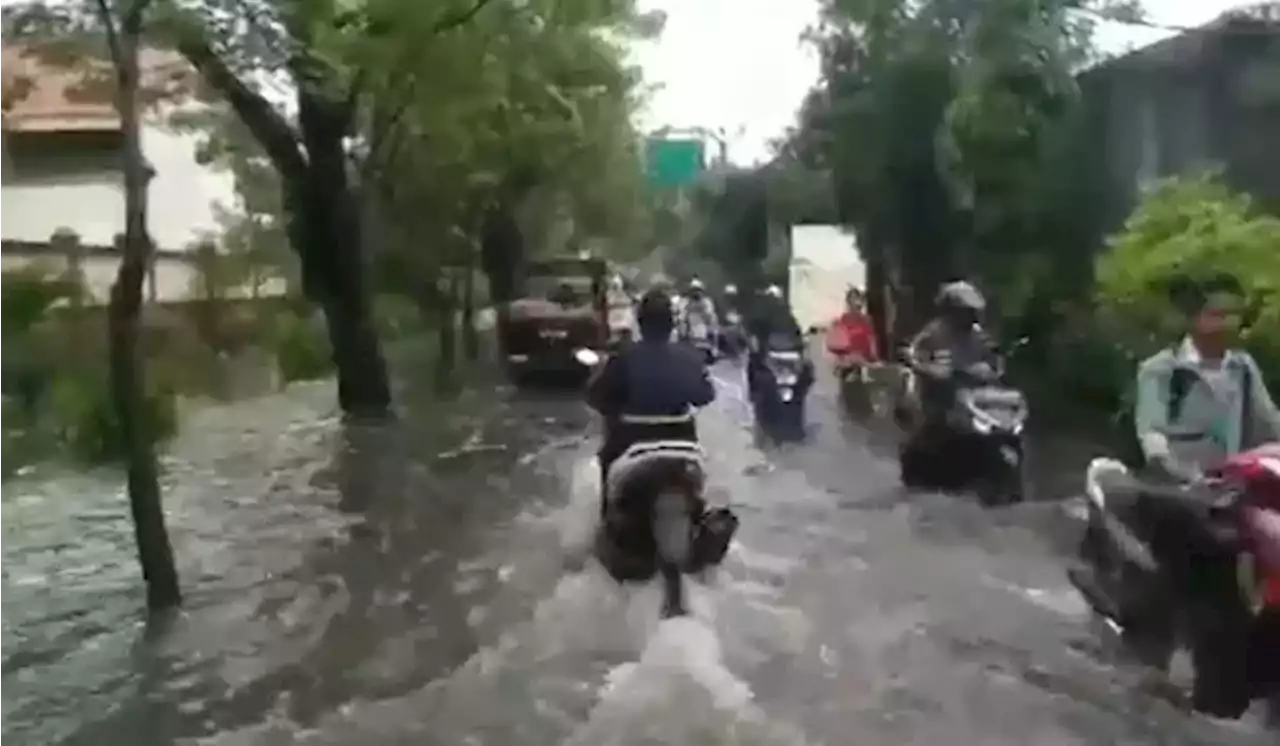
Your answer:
[1264,574,1280,607]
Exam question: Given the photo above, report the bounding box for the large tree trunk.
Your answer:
[105,3,181,612]
[435,273,459,393]
[461,255,479,361]
[177,42,392,419]
[296,90,391,418]
[306,208,392,417]
[480,204,523,358]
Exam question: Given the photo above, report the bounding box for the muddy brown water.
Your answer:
[1,363,1271,745]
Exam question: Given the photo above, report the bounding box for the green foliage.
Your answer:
[1095,174,1280,348]
[372,295,423,340]
[2,267,87,414]
[272,311,334,383]
[6,0,657,418]
[44,371,178,464]
[1,265,84,336]
[1096,172,1280,379]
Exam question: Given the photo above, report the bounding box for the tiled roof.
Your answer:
[1,45,192,132]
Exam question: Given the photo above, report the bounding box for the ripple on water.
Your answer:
[3,384,350,746]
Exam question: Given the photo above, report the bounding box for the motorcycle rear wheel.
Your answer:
[977,452,1025,506]
[653,491,693,618]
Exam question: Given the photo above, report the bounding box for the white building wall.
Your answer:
[1,253,287,304]
[788,224,866,333]
[1,118,237,252]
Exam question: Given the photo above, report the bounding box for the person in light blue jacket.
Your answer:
[1134,273,1280,480]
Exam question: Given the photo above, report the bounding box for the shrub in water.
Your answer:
[273,310,333,382]
[44,372,178,463]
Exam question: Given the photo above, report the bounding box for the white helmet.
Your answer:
[765,284,783,299]
[688,278,705,291]
[724,284,738,295]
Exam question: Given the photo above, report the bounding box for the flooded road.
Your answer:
[2,363,1271,745]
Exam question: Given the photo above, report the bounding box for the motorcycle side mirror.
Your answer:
[574,348,602,367]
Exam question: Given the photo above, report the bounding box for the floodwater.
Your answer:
[2,363,1271,745]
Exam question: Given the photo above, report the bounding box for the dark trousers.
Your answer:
[917,374,955,431]
[598,420,698,517]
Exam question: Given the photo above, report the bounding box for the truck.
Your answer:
[787,224,866,332]
[499,256,608,384]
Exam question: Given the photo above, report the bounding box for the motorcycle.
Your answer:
[897,350,1029,504]
[578,348,739,618]
[719,311,747,358]
[751,342,808,442]
[835,355,889,416]
[684,317,718,365]
[1067,445,1280,718]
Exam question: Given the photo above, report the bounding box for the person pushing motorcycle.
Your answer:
[587,288,717,516]
[1134,272,1280,481]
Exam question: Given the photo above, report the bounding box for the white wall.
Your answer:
[1,253,287,304]
[1,119,237,252]
[788,224,866,332]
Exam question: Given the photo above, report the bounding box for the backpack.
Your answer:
[1125,360,1255,465]
[1168,362,1252,426]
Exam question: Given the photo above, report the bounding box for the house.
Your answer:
[1077,6,1280,229]
[1,45,282,303]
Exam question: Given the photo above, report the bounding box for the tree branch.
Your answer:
[344,0,497,111]
[432,0,497,34]
[176,35,309,184]
[92,0,123,69]
[120,0,149,33]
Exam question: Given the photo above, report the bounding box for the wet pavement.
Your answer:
[2,360,1272,745]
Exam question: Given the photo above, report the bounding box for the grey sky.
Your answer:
[631,0,1261,164]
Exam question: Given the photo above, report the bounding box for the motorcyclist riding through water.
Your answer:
[677,278,719,344]
[827,287,881,366]
[747,284,813,396]
[906,280,999,433]
[587,288,717,517]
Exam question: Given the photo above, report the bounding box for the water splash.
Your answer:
[565,608,808,746]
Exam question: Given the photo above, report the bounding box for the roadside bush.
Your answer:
[1095,172,1280,393]
[44,372,178,463]
[273,309,333,382]
[373,294,422,340]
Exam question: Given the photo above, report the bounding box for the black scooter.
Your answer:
[576,349,739,618]
[898,346,1029,504]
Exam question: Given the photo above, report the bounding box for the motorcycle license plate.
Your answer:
[1000,445,1020,466]
[539,329,569,339]
[775,373,798,386]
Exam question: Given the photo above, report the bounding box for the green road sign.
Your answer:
[645,137,704,189]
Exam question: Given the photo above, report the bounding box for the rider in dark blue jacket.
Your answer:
[587,288,716,514]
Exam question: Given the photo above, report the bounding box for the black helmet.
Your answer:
[935,280,986,312]
[1167,272,1244,316]
[637,288,674,336]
